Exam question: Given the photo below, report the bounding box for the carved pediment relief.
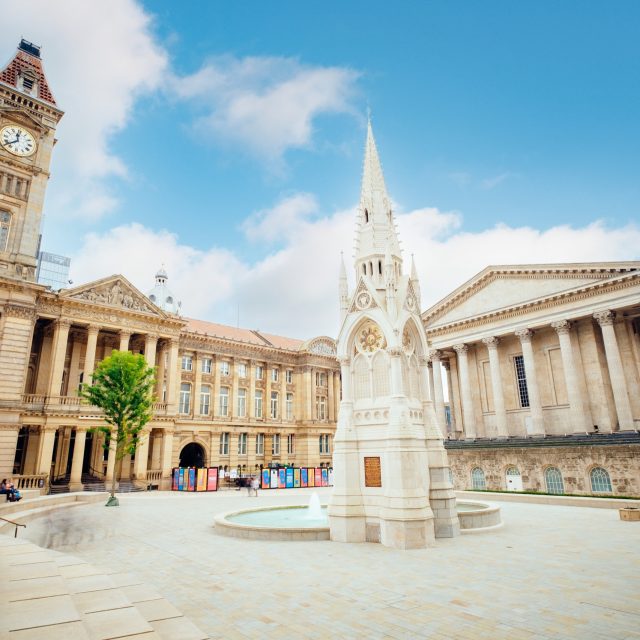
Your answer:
[0,107,43,132]
[305,336,337,356]
[61,275,164,317]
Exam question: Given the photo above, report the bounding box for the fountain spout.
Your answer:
[307,492,323,519]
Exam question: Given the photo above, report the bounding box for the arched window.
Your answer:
[369,261,373,275]
[408,355,421,401]
[364,209,369,223]
[471,467,486,490]
[590,467,612,493]
[0,211,11,252]
[545,467,564,494]
[378,260,382,275]
[372,351,390,397]
[362,264,366,275]
[353,355,370,400]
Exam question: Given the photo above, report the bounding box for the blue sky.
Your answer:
[3,1,640,337]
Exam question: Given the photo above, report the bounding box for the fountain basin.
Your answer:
[214,505,330,541]
[214,500,500,541]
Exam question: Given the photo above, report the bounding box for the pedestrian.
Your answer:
[251,475,260,497]
[246,476,253,496]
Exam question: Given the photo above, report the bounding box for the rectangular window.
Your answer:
[237,363,247,378]
[287,434,295,455]
[220,361,230,376]
[238,433,247,455]
[286,392,294,420]
[219,387,229,416]
[316,395,327,420]
[0,212,11,252]
[179,383,191,414]
[272,434,280,456]
[202,357,212,374]
[286,369,293,384]
[319,434,330,454]
[181,355,193,371]
[255,365,264,380]
[219,432,229,455]
[514,355,530,408]
[199,384,210,415]
[271,367,279,382]
[316,371,327,387]
[237,388,246,417]
[270,391,278,419]
[256,433,264,455]
[162,383,166,403]
[254,390,263,418]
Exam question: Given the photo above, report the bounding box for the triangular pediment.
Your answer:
[60,274,167,317]
[348,277,382,314]
[423,262,640,328]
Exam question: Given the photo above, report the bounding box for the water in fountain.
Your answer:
[306,492,323,520]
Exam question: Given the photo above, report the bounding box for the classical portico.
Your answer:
[423,264,640,440]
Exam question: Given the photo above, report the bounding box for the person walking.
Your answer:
[251,475,260,497]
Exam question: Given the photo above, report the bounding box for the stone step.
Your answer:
[0,533,208,639]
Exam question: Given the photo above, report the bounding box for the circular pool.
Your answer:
[214,500,501,541]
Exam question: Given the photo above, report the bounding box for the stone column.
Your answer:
[105,431,117,482]
[280,365,287,422]
[482,337,509,438]
[161,428,174,481]
[594,311,634,431]
[453,344,476,438]
[248,360,256,419]
[551,320,590,433]
[303,368,312,421]
[119,330,132,352]
[133,429,150,481]
[36,427,57,475]
[144,333,158,369]
[328,371,335,422]
[334,370,341,416]
[47,319,71,397]
[193,352,203,417]
[231,358,239,419]
[428,350,447,436]
[443,360,456,433]
[83,325,100,386]
[69,427,87,491]
[427,361,435,403]
[166,339,180,413]
[515,328,545,436]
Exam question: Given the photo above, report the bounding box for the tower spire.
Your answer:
[354,118,402,289]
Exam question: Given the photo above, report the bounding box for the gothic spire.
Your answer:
[354,118,402,288]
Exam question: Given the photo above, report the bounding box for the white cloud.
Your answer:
[481,172,513,190]
[69,198,640,340]
[2,0,168,220]
[170,55,360,162]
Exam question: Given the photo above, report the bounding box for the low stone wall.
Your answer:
[448,443,640,496]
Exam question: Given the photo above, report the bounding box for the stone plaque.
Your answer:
[364,456,382,487]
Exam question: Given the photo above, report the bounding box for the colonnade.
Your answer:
[428,310,637,439]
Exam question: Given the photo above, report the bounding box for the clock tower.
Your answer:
[0,39,63,281]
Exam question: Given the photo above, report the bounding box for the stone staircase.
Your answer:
[48,473,145,495]
[0,534,208,639]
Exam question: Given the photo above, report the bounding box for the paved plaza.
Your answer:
[6,488,640,640]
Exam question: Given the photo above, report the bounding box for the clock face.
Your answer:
[1,125,37,157]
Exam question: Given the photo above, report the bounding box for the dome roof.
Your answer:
[147,267,180,314]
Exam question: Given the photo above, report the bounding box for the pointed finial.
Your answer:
[411,254,418,280]
[366,104,372,123]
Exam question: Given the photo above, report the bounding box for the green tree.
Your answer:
[81,350,155,506]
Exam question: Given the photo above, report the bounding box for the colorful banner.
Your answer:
[188,468,196,491]
[328,469,334,486]
[321,468,328,487]
[301,468,308,487]
[315,468,322,487]
[207,467,218,491]
[286,468,294,488]
[278,469,286,488]
[270,469,279,489]
[294,468,301,488]
[307,468,315,487]
[178,468,185,491]
[172,468,179,491]
[262,469,270,489]
[197,468,206,491]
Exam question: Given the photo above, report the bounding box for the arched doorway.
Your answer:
[179,443,205,468]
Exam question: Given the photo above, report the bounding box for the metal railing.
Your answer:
[0,516,26,538]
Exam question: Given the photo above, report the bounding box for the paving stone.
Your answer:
[83,606,154,639]
[8,620,90,640]
[72,587,131,614]
[5,594,80,631]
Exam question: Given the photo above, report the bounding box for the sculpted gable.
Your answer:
[61,275,165,317]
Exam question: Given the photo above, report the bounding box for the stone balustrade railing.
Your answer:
[21,395,171,417]
[146,469,162,482]
[12,474,49,490]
